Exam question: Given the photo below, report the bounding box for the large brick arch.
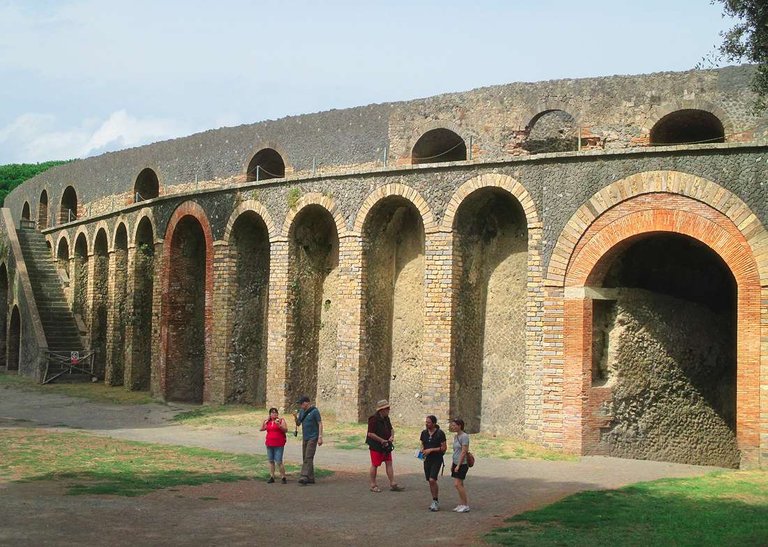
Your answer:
[282,193,348,240]
[223,200,277,244]
[159,201,215,402]
[353,183,436,235]
[546,171,768,467]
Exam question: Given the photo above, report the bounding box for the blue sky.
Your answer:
[0,0,737,164]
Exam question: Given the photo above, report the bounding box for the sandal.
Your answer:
[370,485,382,493]
[390,484,405,492]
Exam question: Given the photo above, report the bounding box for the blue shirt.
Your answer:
[298,407,322,440]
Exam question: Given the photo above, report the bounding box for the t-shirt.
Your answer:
[264,418,287,447]
[298,406,322,440]
[452,431,470,465]
[419,427,447,461]
[367,413,393,452]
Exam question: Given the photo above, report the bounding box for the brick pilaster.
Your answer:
[266,238,289,410]
[335,234,363,421]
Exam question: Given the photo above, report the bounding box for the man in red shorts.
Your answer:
[366,399,405,492]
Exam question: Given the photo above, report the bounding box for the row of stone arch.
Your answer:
[21,107,729,231]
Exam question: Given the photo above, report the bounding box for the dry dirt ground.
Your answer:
[0,385,720,546]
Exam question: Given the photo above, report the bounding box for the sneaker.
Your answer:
[298,477,308,485]
[429,500,439,512]
[267,477,275,484]
[456,505,470,513]
[281,477,287,484]
[452,505,462,512]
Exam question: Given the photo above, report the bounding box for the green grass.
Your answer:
[485,471,768,546]
[0,428,328,496]
[0,373,155,405]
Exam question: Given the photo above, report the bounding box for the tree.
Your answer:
[714,0,768,108]
[0,161,71,206]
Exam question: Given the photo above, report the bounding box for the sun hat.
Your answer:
[376,399,390,411]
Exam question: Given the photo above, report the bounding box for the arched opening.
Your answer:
[60,186,78,223]
[134,168,159,202]
[165,216,207,403]
[360,197,425,422]
[411,129,467,165]
[650,109,725,145]
[286,205,339,405]
[246,149,285,182]
[452,188,528,434]
[91,230,109,380]
[589,233,738,467]
[21,202,31,221]
[130,217,154,391]
[73,234,89,322]
[38,190,49,229]
[0,264,7,368]
[7,306,20,371]
[227,211,270,403]
[56,238,71,290]
[524,110,579,154]
[107,224,128,386]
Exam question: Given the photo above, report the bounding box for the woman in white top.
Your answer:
[449,418,470,513]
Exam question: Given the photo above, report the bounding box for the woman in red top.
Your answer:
[260,407,288,483]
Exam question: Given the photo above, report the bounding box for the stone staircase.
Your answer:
[16,227,89,382]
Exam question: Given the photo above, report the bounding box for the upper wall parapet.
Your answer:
[7,65,766,223]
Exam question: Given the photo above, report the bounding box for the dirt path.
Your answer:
[0,385,721,546]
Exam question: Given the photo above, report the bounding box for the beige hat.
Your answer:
[375,399,390,411]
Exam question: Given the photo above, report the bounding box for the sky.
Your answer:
[0,0,738,164]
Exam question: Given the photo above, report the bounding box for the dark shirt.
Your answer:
[297,406,321,440]
[420,427,447,461]
[367,413,393,452]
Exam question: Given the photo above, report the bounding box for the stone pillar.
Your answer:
[266,238,290,410]
[104,249,120,385]
[150,239,164,399]
[421,229,452,420]
[524,223,545,441]
[208,240,231,403]
[334,234,363,421]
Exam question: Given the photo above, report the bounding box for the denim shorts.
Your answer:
[266,445,285,463]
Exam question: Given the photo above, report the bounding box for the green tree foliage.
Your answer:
[714,0,768,108]
[0,161,71,206]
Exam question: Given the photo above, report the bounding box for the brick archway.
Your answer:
[159,201,214,403]
[546,172,768,467]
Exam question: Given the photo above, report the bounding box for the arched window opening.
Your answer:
[60,186,78,224]
[21,202,31,221]
[650,109,725,145]
[246,149,285,182]
[452,188,528,434]
[411,129,467,165]
[91,230,109,380]
[591,233,738,467]
[38,190,49,229]
[107,224,129,386]
[134,168,159,202]
[57,238,71,285]
[524,110,579,154]
[73,233,89,321]
[129,217,155,390]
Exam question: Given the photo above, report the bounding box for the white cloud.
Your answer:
[0,110,189,163]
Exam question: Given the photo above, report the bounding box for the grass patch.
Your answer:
[485,471,768,545]
[0,373,154,405]
[0,428,325,496]
[172,405,572,461]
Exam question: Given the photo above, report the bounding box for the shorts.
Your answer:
[423,458,443,481]
[451,463,469,480]
[266,445,285,464]
[370,449,393,467]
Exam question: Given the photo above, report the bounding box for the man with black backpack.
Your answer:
[366,399,404,493]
